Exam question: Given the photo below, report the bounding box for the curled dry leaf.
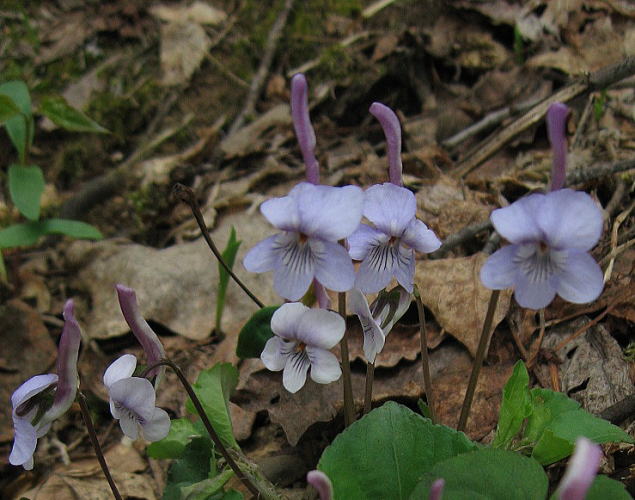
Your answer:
[414,253,512,357]
[541,318,633,415]
[159,21,211,86]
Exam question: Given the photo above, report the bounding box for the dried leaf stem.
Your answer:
[77,391,122,500]
[173,183,265,309]
[457,289,500,432]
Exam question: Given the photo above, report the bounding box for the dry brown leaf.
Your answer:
[235,343,471,445]
[220,104,292,158]
[151,1,227,25]
[415,253,512,357]
[160,21,211,86]
[540,318,634,415]
[0,300,56,442]
[68,211,279,340]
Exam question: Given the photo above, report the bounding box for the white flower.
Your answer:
[261,303,345,393]
[103,355,170,441]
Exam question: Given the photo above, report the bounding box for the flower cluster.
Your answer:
[244,75,440,392]
[480,103,604,309]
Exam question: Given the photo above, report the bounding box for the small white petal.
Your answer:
[109,377,156,422]
[261,194,300,231]
[261,336,293,371]
[555,251,604,304]
[393,245,415,293]
[348,223,387,260]
[491,194,545,244]
[296,308,345,349]
[103,354,137,389]
[9,417,37,468]
[142,408,171,442]
[363,183,416,236]
[480,246,518,290]
[12,374,58,409]
[307,347,342,384]
[354,242,398,293]
[271,302,309,340]
[118,411,140,440]
[243,235,278,273]
[272,234,315,300]
[312,240,356,292]
[283,351,310,393]
[401,219,441,253]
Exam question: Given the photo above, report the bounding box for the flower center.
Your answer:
[114,401,145,425]
[514,242,567,284]
[295,342,306,353]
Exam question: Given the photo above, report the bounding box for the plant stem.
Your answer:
[527,309,545,369]
[146,359,261,497]
[414,286,436,423]
[77,392,122,500]
[172,183,265,309]
[338,291,355,426]
[457,289,500,432]
[363,361,375,415]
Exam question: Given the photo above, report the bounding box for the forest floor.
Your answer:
[1,0,634,498]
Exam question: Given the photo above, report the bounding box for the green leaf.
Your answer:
[585,475,632,500]
[0,80,33,163]
[0,94,22,124]
[216,226,241,332]
[318,402,477,500]
[492,361,532,449]
[40,218,103,239]
[8,164,44,220]
[147,418,201,459]
[411,448,548,500]
[39,96,109,133]
[179,469,234,500]
[163,436,216,500]
[0,219,102,249]
[185,363,239,450]
[527,389,634,464]
[0,221,49,248]
[236,306,280,359]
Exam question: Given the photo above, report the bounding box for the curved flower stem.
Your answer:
[145,359,261,497]
[338,291,355,426]
[527,309,546,370]
[363,361,375,415]
[457,289,500,432]
[414,285,436,423]
[77,391,122,500]
[173,183,265,309]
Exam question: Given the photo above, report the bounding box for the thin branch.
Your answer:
[452,56,635,178]
[229,0,296,135]
[173,184,265,308]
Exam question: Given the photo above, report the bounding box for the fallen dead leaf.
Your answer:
[0,300,56,442]
[541,318,634,415]
[159,21,211,86]
[150,1,227,25]
[68,211,279,341]
[415,253,512,357]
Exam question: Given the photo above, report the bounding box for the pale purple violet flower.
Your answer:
[116,284,165,385]
[261,302,344,393]
[291,74,319,184]
[349,285,411,363]
[307,470,333,500]
[243,182,363,301]
[10,300,81,469]
[103,354,170,441]
[547,102,569,192]
[480,190,604,310]
[369,102,403,186]
[556,437,602,500]
[348,183,441,293]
